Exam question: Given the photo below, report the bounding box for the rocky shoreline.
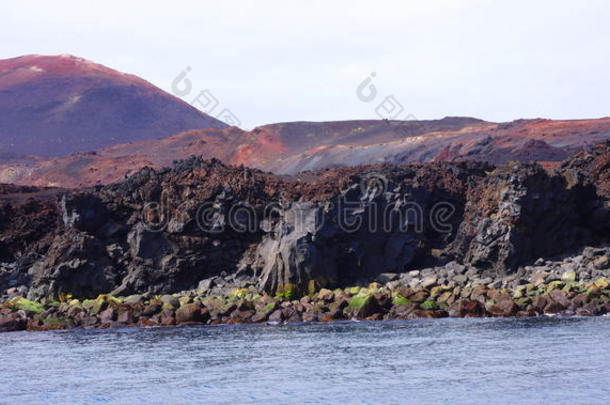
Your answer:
[2,248,609,332]
[1,142,610,333]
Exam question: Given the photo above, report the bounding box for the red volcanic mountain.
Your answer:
[0,54,226,156]
[2,116,610,188]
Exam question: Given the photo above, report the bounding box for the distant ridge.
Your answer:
[2,116,610,187]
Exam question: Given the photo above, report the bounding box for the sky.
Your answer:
[2,0,610,130]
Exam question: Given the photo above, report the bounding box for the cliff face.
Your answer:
[1,143,610,301]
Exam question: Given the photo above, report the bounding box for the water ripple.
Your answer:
[1,317,609,404]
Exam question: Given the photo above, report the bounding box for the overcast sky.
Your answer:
[3,0,610,129]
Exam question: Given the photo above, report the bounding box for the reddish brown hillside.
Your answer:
[0,54,227,156]
[2,117,610,188]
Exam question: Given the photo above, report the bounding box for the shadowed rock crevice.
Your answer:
[447,161,606,273]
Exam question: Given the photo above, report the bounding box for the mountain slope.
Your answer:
[243,117,610,173]
[2,117,610,188]
[0,54,227,156]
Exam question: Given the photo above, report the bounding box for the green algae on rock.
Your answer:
[2,277,610,333]
[9,298,44,314]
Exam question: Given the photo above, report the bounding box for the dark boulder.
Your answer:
[0,312,27,332]
[486,300,517,317]
[175,303,203,323]
[448,299,485,317]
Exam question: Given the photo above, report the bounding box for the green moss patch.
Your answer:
[275,284,297,300]
[546,281,565,293]
[595,277,609,289]
[420,300,439,311]
[91,294,122,314]
[43,317,63,327]
[347,286,361,296]
[347,293,372,312]
[230,288,250,299]
[10,298,44,314]
[392,295,410,306]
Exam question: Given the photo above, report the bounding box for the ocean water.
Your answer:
[1,317,609,404]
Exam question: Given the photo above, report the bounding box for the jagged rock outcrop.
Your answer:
[560,140,610,202]
[27,229,118,299]
[1,144,610,300]
[252,163,482,295]
[447,162,603,273]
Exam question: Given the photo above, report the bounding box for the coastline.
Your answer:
[2,142,610,333]
[2,268,609,333]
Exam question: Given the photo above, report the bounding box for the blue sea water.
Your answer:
[1,317,609,404]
